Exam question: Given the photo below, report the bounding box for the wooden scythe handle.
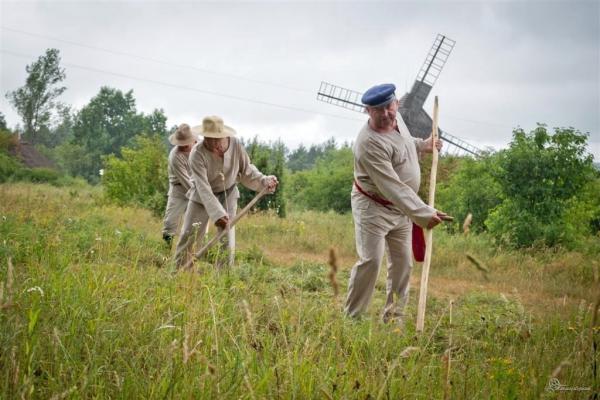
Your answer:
[182,186,270,271]
[416,96,440,333]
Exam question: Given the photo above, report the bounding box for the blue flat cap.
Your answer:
[361,83,396,107]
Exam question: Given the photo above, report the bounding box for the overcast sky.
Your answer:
[1,0,598,159]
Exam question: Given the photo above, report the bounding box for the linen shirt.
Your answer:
[187,136,268,222]
[167,146,192,198]
[353,115,435,228]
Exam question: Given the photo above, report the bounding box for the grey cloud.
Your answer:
[0,0,598,158]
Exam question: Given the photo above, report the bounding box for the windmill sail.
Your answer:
[404,34,456,111]
[316,81,365,113]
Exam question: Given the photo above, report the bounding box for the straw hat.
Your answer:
[169,123,197,146]
[191,115,236,138]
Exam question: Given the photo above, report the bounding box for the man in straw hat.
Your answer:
[162,123,197,246]
[345,83,448,326]
[174,115,278,268]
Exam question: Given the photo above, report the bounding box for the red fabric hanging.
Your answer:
[412,223,426,262]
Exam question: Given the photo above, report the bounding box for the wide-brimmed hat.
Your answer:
[169,123,197,146]
[191,116,236,138]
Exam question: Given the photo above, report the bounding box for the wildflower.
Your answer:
[25,286,44,296]
[99,169,104,176]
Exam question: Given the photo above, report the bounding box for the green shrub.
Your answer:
[561,174,600,240]
[239,138,287,217]
[51,142,96,182]
[0,129,18,152]
[0,152,24,183]
[436,153,503,233]
[102,134,168,217]
[287,146,353,213]
[486,125,596,248]
[13,167,62,184]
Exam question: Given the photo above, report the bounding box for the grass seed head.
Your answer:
[328,247,339,297]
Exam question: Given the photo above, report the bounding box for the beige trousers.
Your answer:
[162,194,188,237]
[344,190,413,321]
[174,197,237,268]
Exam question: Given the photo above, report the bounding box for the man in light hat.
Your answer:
[345,83,449,326]
[162,123,197,246]
[174,115,278,268]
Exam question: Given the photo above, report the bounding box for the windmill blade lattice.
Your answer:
[416,34,456,87]
[316,81,365,113]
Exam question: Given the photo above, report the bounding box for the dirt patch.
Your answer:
[9,139,56,169]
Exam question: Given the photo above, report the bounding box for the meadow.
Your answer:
[0,183,598,399]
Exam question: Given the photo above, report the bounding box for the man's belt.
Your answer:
[213,184,236,197]
[354,180,393,209]
[353,179,426,262]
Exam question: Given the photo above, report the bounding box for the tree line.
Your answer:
[2,48,599,250]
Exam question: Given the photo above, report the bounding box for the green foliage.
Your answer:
[12,167,62,184]
[436,153,503,233]
[0,155,74,186]
[0,152,24,183]
[497,126,593,208]
[0,111,7,131]
[486,125,596,248]
[418,154,463,200]
[287,145,354,213]
[286,137,337,172]
[5,48,66,145]
[72,87,168,183]
[45,104,75,148]
[239,137,287,217]
[46,142,94,179]
[102,134,168,217]
[564,175,600,235]
[0,129,17,153]
[0,129,72,185]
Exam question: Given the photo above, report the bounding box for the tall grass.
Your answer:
[1,183,597,398]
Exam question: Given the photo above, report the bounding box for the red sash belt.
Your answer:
[353,180,426,262]
[354,180,393,209]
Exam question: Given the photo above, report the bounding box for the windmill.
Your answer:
[317,34,481,157]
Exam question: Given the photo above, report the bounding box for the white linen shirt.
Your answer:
[353,115,436,228]
[186,136,268,222]
[167,146,192,199]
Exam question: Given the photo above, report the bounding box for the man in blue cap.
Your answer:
[344,83,448,326]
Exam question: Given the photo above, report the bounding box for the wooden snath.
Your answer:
[182,187,270,271]
[416,96,440,333]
